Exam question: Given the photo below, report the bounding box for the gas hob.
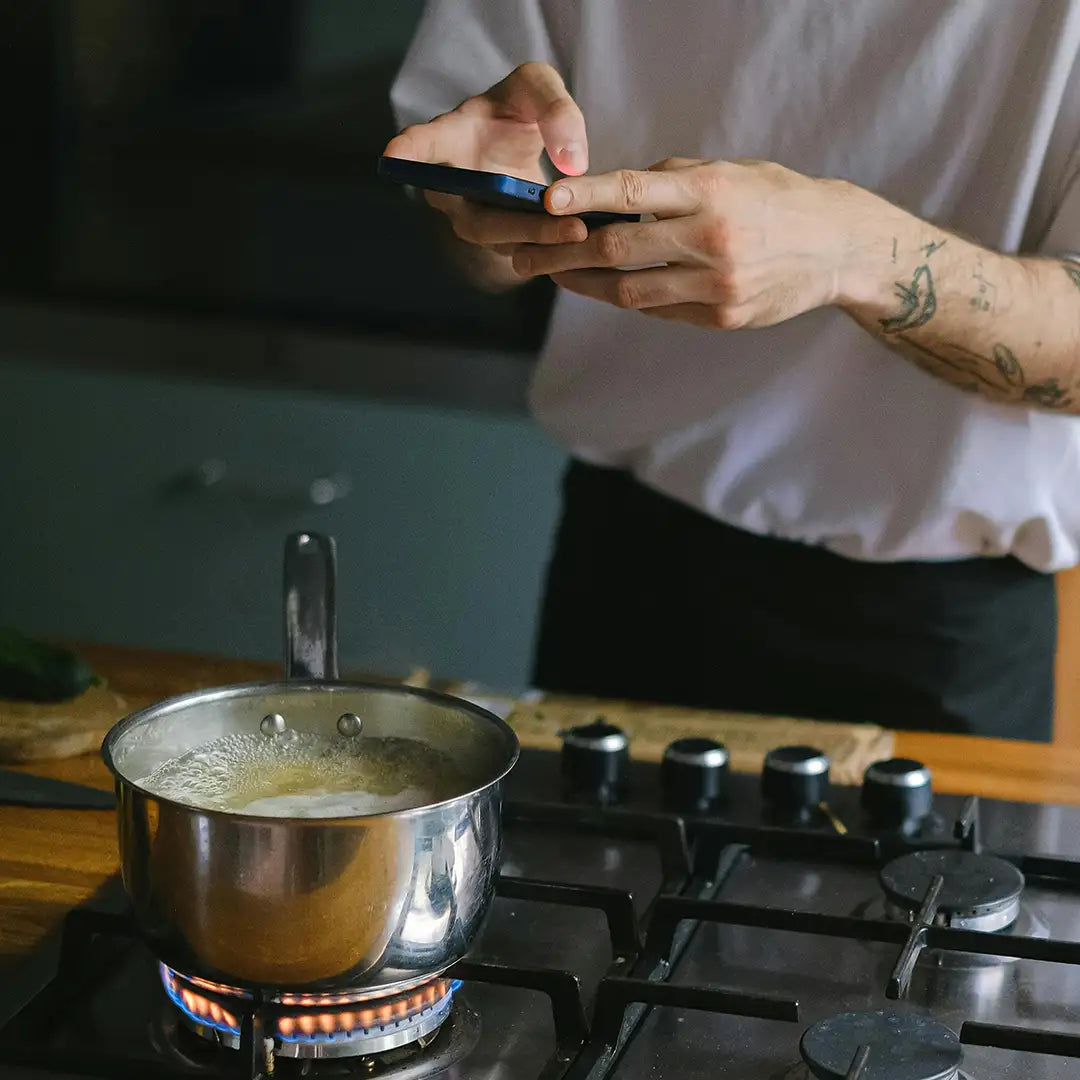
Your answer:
[2,736,1080,1079]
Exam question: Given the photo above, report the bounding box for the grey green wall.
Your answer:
[0,359,565,690]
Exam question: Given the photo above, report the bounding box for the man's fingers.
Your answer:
[457,205,587,245]
[384,109,477,166]
[550,266,722,309]
[641,302,734,329]
[546,168,700,216]
[383,63,587,176]
[423,190,463,214]
[513,219,699,277]
[650,156,705,172]
[489,62,588,174]
[428,193,588,246]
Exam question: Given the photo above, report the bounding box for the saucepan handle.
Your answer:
[283,532,339,680]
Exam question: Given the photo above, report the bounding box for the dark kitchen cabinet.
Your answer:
[3,0,556,361]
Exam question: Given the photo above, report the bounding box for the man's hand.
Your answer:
[510,156,878,327]
[510,156,1080,412]
[384,63,590,290]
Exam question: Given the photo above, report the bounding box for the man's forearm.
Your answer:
[839,188,1080,412]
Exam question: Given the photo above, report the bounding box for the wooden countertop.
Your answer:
[2,641,1079,967]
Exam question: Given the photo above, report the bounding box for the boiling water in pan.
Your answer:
[136,730,466,816]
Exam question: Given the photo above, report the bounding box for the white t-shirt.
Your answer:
[392,0,1080,571]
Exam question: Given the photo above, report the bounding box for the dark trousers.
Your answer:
[533,460,1056,742]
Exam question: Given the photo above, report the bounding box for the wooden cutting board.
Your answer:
[0,644,281,764]
[0,684,131,763]
[0,642,893,781]
[0,642,421,764]
[499,696,894,785]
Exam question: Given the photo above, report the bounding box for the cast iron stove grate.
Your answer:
[3,796,1080,1079]
[0,801,789,1079]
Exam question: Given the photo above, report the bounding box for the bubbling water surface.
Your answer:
[135,730,467,816]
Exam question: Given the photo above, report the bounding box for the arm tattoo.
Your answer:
[1023,379,1073,409]
[897,334,1001,390]
[880,265,937,333]
[971,268,996,313]
[894,335,1073,410]
[992,344,1023,386]
[874,256,1076,411]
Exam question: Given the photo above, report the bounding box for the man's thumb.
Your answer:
[489,62,589,175]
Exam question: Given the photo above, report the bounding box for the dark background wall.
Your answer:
[0,1,569,690]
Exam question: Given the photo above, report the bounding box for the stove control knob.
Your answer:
[560,721,629,805]
[662,737,729,813]
[862,758,933,834]
[762,745,830,824]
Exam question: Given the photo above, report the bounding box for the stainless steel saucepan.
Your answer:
[101,532,518,994]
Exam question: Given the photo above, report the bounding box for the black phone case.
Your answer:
[378,157,639,226]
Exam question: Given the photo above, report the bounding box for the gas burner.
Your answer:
[160,964,465,1060]
[880,851,1025,933]
[798,1011,965,1080]
[152,991,481,1079]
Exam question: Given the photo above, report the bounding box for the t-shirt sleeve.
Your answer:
[390,0,558,131]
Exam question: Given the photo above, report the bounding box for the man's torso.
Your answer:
[394,1,1080,569]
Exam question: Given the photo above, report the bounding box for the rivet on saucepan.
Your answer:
[260,713,287,736]
[337,712,363,737]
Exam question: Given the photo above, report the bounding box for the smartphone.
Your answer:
[377,157,639,227]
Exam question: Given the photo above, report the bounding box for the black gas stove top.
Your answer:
[3,741,1080,1079]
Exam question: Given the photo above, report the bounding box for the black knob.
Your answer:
[862,758,933,834]
[662,737,729,813]
[762,745,830,825]
[560,721,629,805]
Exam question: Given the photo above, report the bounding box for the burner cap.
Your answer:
[879,850,1024,931]
[800,1011,962,1080]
